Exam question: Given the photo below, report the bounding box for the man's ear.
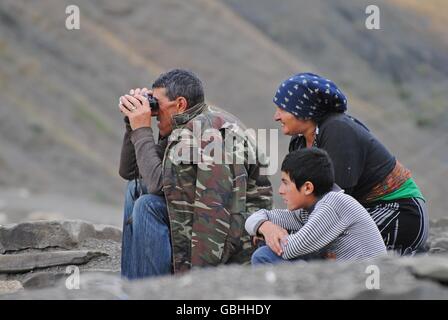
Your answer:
[176,97,188,113]
[303,181,314,195]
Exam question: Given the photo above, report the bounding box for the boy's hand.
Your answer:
[258,221,289,256]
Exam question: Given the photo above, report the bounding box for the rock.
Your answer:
[3,254,448,300]
[399,255,448,285]
[0,221,76,253]
[22,269,120,290]
[2,218,448,299]
[0,220,122,253]
[0,220,121,289]
[0,281,23,295]
[430,239,448,253]
[0,250,107,273]
[22,272,66,289]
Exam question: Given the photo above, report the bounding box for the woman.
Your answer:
[272,72,428,256]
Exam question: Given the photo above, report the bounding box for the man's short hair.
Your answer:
[281,148,335,197]
[152,69,204,108]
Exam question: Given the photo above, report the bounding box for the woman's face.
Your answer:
[273,107,315,136]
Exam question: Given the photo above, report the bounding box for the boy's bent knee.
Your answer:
[251,246,278,265]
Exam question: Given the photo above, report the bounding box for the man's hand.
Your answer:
[258,221,289,256]
[119,87,152,130]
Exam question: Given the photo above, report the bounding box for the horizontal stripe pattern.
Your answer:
[246,191,387,261]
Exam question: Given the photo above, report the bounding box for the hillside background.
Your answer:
[0,0,447,227]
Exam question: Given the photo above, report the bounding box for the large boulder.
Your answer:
[0,220,121,290]
[0,220,121,253]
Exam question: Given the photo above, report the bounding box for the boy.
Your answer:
[245,148,387,265]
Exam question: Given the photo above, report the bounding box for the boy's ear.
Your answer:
[303,181,314,195]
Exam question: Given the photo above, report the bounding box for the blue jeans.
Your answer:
[121,180,172,280]
[251,245,320,266]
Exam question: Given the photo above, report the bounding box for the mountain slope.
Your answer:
[0,0,446,224]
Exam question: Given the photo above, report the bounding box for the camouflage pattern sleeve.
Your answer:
[245,163,273,218]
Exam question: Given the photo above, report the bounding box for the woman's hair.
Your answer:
[281,148,335,196]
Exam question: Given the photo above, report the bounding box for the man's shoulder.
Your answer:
[187,105,248,132]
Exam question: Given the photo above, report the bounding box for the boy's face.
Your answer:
[279,171,314,211]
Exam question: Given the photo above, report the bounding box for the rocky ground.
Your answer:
[0,220,121,293]
[1,218,448,299]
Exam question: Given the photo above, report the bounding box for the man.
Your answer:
[118,69,272,279]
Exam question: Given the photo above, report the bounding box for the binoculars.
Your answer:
[143,93,159,113]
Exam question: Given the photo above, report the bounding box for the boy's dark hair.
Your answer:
[281,148,335,197]
[152,69,204,108]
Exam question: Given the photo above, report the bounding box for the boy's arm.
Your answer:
[281,203,347,259]
[245,208,308,236]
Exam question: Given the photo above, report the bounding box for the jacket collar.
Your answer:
[171,102,206,129]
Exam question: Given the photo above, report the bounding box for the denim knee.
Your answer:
[251,246,275,265]
[133,194,168,226]
[125,180,148,203]
[251,247,264,265]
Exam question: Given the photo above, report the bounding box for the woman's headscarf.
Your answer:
[273,73,347,120]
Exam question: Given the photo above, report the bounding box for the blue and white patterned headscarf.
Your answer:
[273,73,347,120]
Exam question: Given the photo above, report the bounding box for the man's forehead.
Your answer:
[152,87,168,99]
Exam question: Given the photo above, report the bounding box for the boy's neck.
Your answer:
[303,190,333,211]
[303,195,319,211]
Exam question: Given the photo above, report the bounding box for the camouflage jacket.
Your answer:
[162,102,273,273]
